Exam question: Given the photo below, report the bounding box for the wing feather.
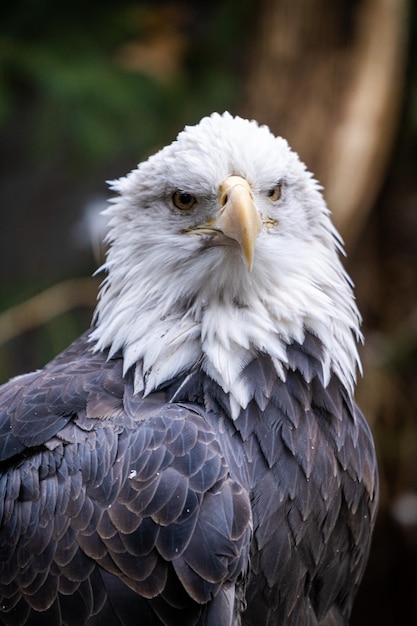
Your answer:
[0,334,252,625]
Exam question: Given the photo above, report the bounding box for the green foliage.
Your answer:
[1,17,171,165]
[0,1,253,170]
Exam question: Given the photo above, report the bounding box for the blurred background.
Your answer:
[0,0,416,623]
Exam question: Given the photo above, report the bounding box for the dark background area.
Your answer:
[1,1,416,623]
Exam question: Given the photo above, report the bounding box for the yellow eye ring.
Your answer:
[267,184,281,202]
[172,191,197,210]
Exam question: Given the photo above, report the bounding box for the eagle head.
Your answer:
[91,112,361,414]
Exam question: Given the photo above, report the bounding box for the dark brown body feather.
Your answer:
[0,331,377,625]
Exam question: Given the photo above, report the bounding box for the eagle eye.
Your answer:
[172,191,197,210]
[267,184,281,202]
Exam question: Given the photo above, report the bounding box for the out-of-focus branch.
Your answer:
[0,278,99,345]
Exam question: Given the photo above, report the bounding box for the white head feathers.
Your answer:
[90,112,361,415]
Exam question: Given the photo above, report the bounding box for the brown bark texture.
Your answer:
[239,0,408,247]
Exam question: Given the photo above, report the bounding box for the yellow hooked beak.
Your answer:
[216,176,261,271]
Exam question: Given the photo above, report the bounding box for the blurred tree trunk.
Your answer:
[239,0,408,247]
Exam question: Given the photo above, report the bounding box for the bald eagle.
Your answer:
[0,113,377,625]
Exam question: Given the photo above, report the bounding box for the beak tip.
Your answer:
[244,251,255,272]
